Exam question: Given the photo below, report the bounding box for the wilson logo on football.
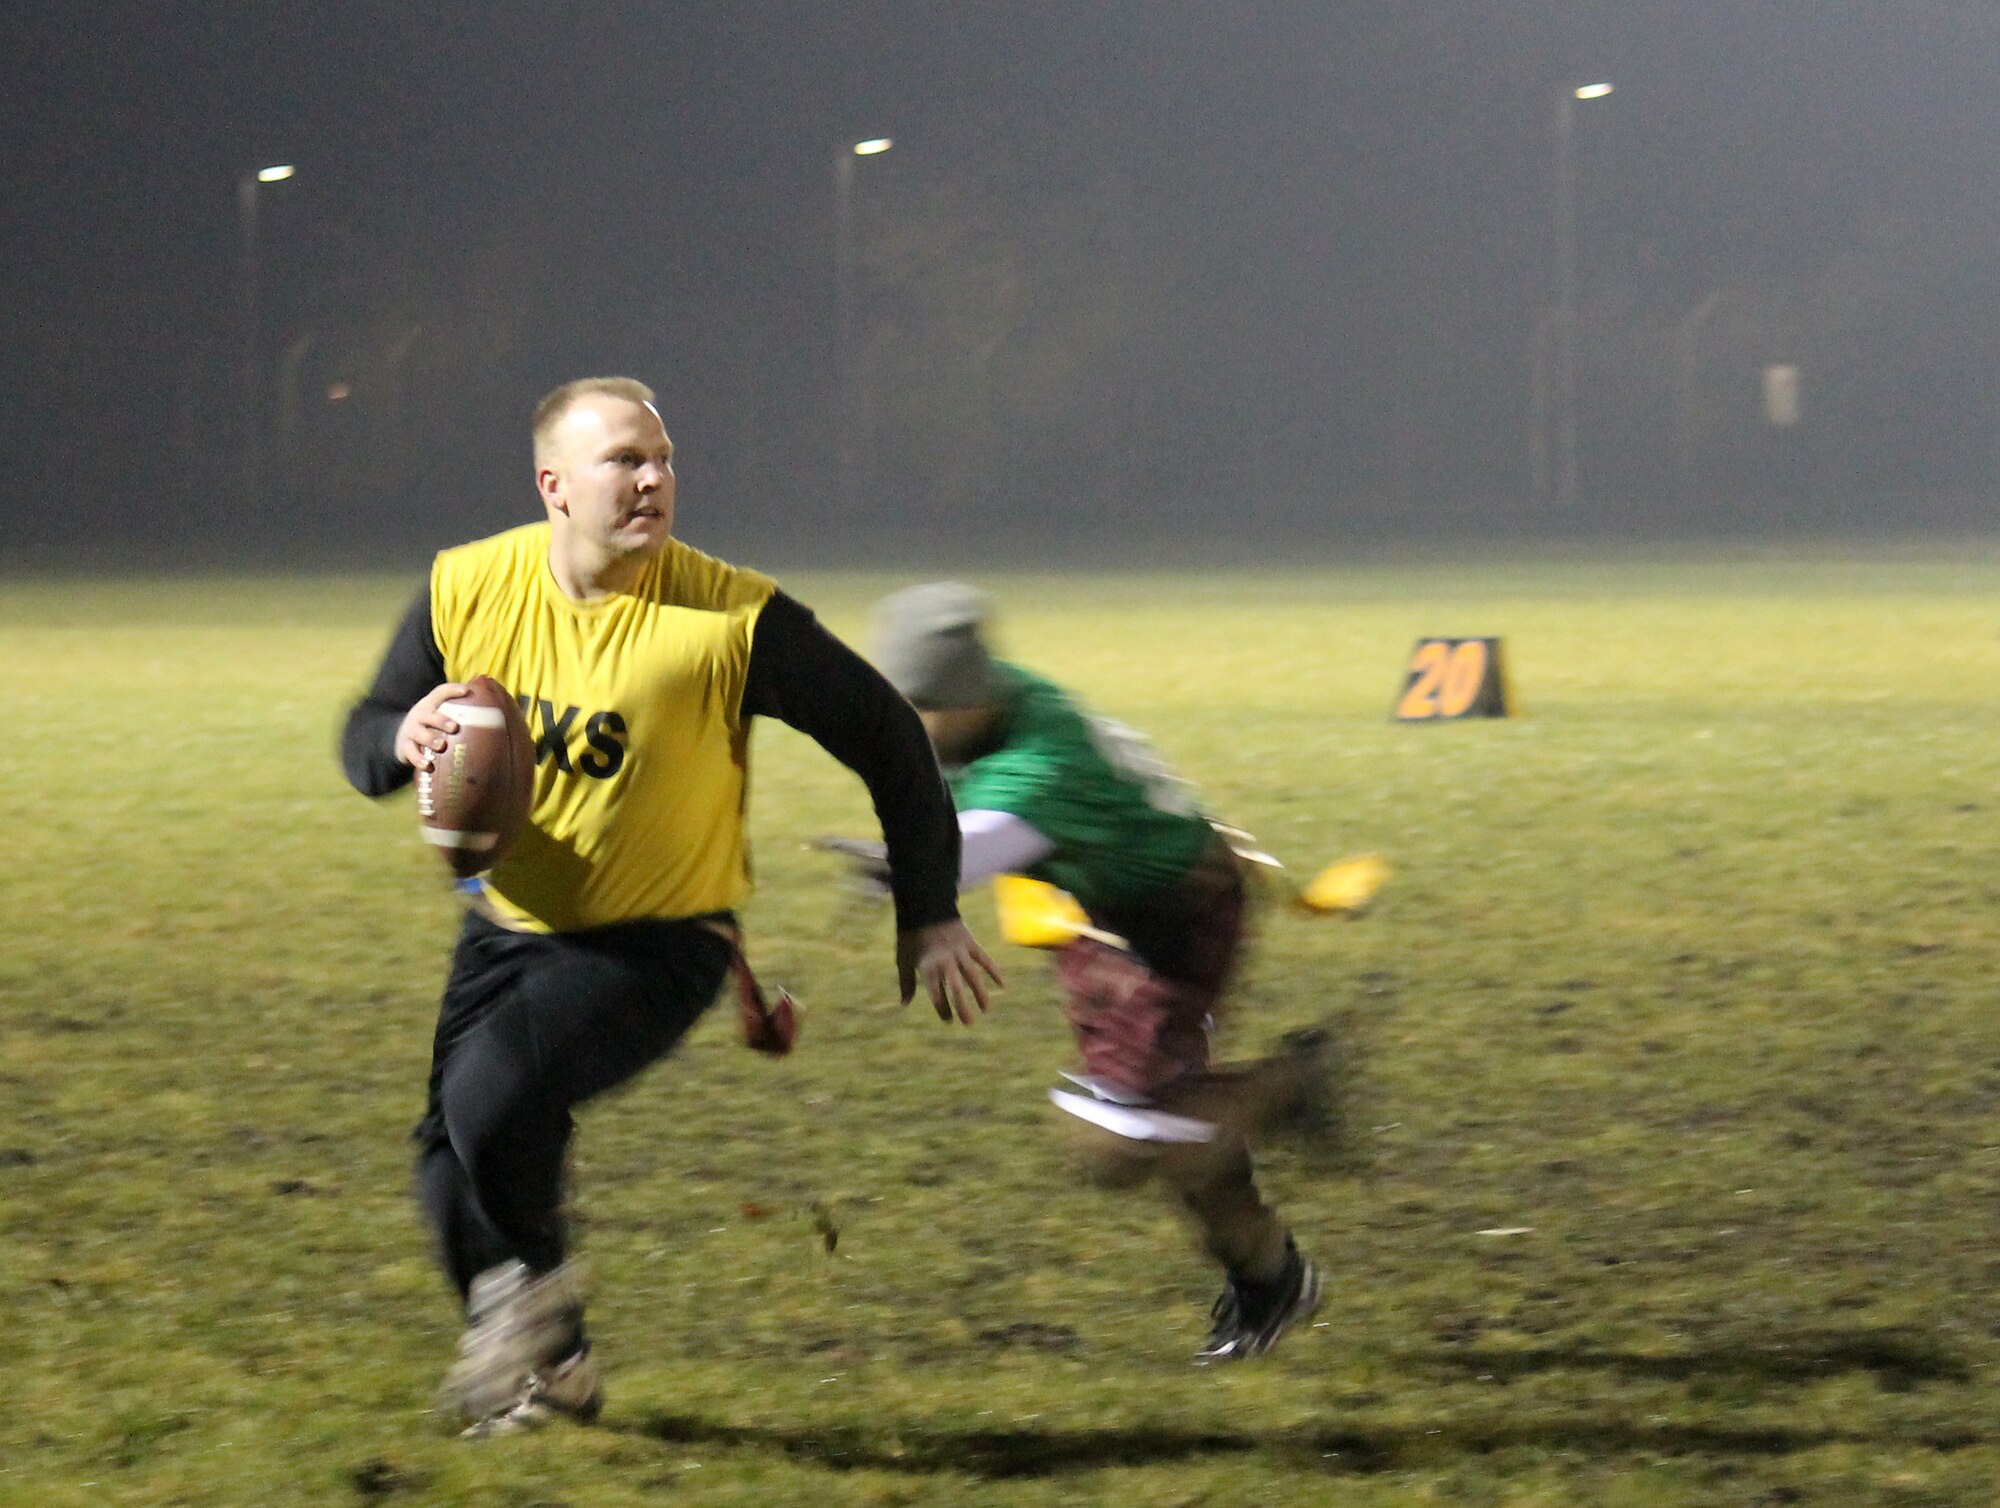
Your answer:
[416,677,536,878]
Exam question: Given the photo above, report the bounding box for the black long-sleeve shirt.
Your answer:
[340,587,960,932]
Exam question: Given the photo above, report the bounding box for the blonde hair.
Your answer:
[532,377,657,461]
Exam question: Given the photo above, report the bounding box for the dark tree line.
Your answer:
[172,129,1998,568]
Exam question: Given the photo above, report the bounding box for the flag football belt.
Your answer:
[697,920,799,1057]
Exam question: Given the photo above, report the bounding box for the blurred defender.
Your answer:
[867,583,1324,1362]
[340,380,999,1435]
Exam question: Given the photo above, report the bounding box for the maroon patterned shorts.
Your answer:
[1056,848,1247,1099]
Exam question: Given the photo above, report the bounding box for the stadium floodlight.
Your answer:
[1549,82,1614,508]
[835,136,894,523]
[238,162,299,528]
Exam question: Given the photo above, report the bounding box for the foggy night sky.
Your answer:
[4,3,1997,569]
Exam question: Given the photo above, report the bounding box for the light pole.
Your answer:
[1671,290,1724,505]
[238,163,295,526]
[276,332,318,475]
[833,137,891,528]
[1552,83,1610,509]
[1527,309,1555,506]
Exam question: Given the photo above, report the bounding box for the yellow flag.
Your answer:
[1298,853,1392,915]
[993,874,1096,949]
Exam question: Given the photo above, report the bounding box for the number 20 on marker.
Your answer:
[1394,637,1512,721]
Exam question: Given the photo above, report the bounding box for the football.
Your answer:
[415,675,535,878]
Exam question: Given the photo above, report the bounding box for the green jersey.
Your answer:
[948,662,1214,912]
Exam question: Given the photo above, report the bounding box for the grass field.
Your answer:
[7,548,2000,1506]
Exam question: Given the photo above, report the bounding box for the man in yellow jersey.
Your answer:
[341,379,1000,1436]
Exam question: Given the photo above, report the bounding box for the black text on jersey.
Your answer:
[515,695,628,779]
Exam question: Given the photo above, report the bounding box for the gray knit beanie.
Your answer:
[872,582,995,710]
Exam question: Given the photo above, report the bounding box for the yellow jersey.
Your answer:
[428,523,775,932]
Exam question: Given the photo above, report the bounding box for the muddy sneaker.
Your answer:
[460,1346,603,1439]
[442,1261,587,1426]
[1193,1243,1322,1364]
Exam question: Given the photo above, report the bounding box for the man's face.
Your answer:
[918,705,996,766]
[537,394,676,559]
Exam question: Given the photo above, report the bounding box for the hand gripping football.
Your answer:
[415,675,535,878]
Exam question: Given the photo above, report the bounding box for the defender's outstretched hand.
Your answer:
[897,920,1003,1025]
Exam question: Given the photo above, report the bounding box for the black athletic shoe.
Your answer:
[1193,1244,1322,1364]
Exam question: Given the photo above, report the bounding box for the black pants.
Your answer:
[414,908,733,1304]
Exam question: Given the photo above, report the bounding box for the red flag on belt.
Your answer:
[732,950,799,1056]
